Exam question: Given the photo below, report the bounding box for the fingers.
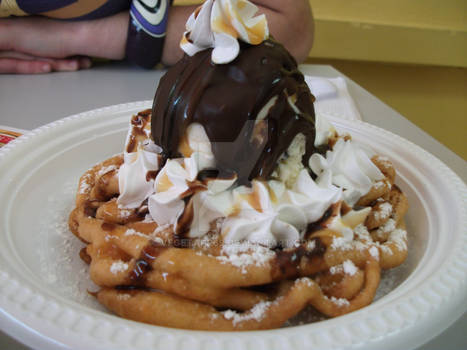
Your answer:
[0,58,51,74]
[48,57,92,71]
[0,56,92,74]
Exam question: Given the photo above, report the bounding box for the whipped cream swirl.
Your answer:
[180,0,268,64]
[309,138,384,206]
[222,171,342,248]
[118,114,161,209]
[118,115,378,248]
[148,123,218,227]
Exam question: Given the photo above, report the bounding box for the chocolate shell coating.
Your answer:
[151,39,317,184]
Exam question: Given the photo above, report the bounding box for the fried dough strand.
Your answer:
[97,256,380,331]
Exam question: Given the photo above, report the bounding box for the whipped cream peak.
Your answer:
[315,113,337,147]
[180,0,269,64]
[117,112,161,209]
[288,169,342,223]
[117,146,160,209]
[309,138,384,206]
[148,147,216,227]
[223,181,291,247]
[222,176,340,248]
[146,122,220,231]
[189,189,233,238]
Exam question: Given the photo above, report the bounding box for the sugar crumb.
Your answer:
[374,202,392,221]
[343,260,358,275]
[79,174,92,194]
[328,296,350,307]
[117,293,131,301]
[222,300,272,325]
[97,165,117,177]
[369,246,380,259]
[216,242,275,274]
[377,218,396,235]
[306,240,316,251]
[124,228,149,239]
[296,277,314,287]
[110,261,129,274]
[389,229,407,251]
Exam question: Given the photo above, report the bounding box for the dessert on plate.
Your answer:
[69,0,409,331]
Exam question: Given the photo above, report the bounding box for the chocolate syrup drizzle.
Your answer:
[272,237,327,279]
[121,236,327,285]
[126,109,151,153]
[151,39,318,184]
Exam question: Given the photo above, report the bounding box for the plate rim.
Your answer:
[0,101,466,350]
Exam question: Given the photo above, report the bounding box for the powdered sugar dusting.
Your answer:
[389,229,407,251]
[329,260,358,275]
[380,244,393,255]
[79,173,92,194]
[110,260,129,274]
[120,208,132,218]
[117,293,131,301]
[328,296,350,307]
[330,221,407,262]
[354,224,371,240]
[331,236,367,252]
[97,165,117,177]
[217,242,275,273]
[222,300,272,325]
[377,218,396,235]
[374,202,393,220]
[124,228,167,246]
[330,237,351,251]
[38,179,101,308]
[329,265,342,275]
[296,277,314,287]
[369,246,380,259]
[343,260,358,275]
[124,228,149,238]
[306,240,316,251]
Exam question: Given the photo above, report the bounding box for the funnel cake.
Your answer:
[69,0,409,331]
[68,115,409,330]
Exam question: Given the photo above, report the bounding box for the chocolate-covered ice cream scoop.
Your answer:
[151,39,317,184]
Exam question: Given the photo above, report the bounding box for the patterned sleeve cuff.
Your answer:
[125,0,173,69]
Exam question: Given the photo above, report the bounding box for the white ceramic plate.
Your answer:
[0,101,466,350]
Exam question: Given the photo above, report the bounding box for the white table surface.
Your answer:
[0,62,466,350]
